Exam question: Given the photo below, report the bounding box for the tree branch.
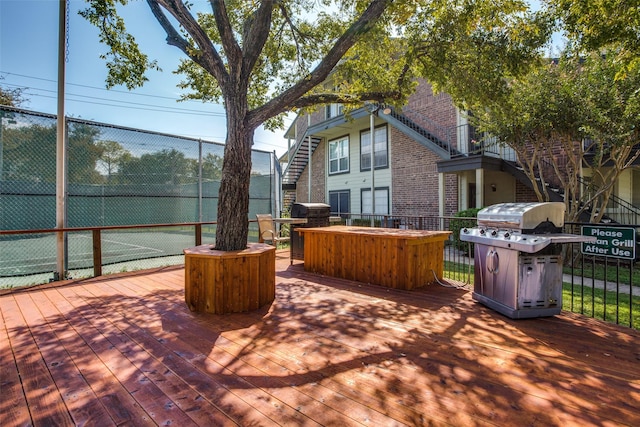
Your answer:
[241,1,275,82]
[209,0,242,72]
[146,0,189,51]
[290,91,403,110]
[152,0,229,85]
[247,0,392,129]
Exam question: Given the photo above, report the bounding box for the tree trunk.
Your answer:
[215,112,254,251]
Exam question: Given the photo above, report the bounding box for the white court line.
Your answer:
[76,234,164,253]
[0,234,167,272]
[0,246,162,266]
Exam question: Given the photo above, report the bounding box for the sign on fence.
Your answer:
[581,226,636,260]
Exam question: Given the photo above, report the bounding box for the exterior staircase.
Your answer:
[281,135,321,213]
[383,107,463,159]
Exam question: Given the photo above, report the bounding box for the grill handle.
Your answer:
[477,219,520,229]
[486,249,499,274]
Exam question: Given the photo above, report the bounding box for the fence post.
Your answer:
[198,139,203,223]
[92,229,102,277]
[195,224,202,246]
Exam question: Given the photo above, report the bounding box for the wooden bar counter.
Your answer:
[297,226,452,290]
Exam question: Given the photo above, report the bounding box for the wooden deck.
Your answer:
[2,250,639,426]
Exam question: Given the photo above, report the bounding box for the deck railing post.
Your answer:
[92,229,102,277]
[195,224,202,246]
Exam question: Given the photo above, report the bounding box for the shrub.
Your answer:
[449,207,482,254]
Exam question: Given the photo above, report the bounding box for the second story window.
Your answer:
[325,103,344,119]
[329,136,349,174]
[360,125,388,171]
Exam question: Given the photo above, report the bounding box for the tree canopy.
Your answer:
[82,0,399,250]
[458,49,640,222]
[81,0,551,250]
[550,0,640,76]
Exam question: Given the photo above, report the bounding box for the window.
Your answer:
[360,125,388,170]
[361,187,389,215]
[329,137,349,174]
[329,190,350,218]
[325,103,344,119]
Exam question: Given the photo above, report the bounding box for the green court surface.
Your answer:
[0,230,208,282]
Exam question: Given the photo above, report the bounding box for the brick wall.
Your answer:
[515,181,539,203]
[390,128,458,216]
[403,79,459,149]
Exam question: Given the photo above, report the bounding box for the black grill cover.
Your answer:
[291,203,330,218]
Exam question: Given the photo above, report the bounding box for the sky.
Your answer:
[0,0,294,157]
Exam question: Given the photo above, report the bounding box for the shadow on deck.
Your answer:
[1,249,638,426]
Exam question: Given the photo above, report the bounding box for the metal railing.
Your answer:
[2,214,637,330]
[332,213,639,329]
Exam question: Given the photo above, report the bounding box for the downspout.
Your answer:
[308,113,311,202]
[370,111,375,227]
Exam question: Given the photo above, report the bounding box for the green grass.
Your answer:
[563,282,639,330]
[443,260,473,284]
[441,260,639,330]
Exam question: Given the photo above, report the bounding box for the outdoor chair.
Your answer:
[256,214,290,247]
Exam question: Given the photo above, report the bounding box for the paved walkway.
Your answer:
[563,274,635,296]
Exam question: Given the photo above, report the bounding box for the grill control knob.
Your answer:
[504,232,510,238]
[491,230,498,237]
[480,229,485,235]
[462,228,468,233]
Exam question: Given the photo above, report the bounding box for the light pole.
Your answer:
[55,0,68,280]
[0,110,4,186]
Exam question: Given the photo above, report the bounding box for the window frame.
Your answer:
[328,135,350,175]
[360,124,389,172]
[329,190,350,218]
[325,103,344,120]
[360,186,390,215]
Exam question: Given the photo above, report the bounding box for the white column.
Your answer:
[476,168,484,208]
[460,174,468,210]
[438,173,445,217]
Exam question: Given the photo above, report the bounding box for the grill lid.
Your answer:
[461,202,597,252]
[291,202,330,218]
[477,202,565,232]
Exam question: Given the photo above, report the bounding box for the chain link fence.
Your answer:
[0,106,278,287]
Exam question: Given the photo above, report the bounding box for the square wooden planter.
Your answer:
[183,243,276,314]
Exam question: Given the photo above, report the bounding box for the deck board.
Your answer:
[1,251,639,427]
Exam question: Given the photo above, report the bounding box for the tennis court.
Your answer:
[0,229,212,287]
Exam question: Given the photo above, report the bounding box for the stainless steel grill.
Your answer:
[460,202,596,319]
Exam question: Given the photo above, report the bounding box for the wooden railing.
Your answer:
[0,221,221,279]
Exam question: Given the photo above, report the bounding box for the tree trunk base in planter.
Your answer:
[184,243,276,314]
